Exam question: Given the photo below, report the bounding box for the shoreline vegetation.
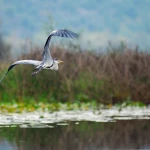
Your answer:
[0,44,150,111]
[0,101,146,113]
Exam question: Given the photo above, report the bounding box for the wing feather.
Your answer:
[7,60,41,72]
[42,29,78,65]
[0,60,41,83]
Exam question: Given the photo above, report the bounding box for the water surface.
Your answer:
[0,120,150,150]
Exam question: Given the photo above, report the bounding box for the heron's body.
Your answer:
[0,29,78,83]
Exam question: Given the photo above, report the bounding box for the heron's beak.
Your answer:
[58,60,64,64]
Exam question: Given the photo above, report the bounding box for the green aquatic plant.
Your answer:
[0,101,101,113]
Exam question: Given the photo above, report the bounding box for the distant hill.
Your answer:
[0,0,150,50]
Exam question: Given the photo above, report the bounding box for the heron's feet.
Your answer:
[31,71,38,76]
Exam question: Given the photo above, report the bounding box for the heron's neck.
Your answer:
[51,61,59,70]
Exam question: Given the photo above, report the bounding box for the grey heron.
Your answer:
[0,29,78,83]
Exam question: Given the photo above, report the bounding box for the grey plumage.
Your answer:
[42,29,78,67]
[0,29,78,83]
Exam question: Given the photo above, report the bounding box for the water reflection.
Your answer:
[0,120,150,150]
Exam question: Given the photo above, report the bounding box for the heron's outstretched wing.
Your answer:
[0,60,41,83]
[42,29,78,66]
[44,29,78,49]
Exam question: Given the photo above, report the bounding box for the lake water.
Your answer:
[0,120,150,150]
[1,108,150,150]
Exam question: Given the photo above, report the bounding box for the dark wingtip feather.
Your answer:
[7,64,17,74]
[0,64,17,84]
[62,29,79,38]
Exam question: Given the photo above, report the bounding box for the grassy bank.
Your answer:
[0,46,150,105]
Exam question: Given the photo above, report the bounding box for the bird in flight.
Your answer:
[0,29,78,83]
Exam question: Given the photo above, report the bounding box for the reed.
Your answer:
[0,46,150,104]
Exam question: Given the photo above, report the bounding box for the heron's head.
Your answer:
[54,58,64,64]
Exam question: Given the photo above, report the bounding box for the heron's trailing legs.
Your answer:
[32,66,42,76]
[31,71,39,76]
